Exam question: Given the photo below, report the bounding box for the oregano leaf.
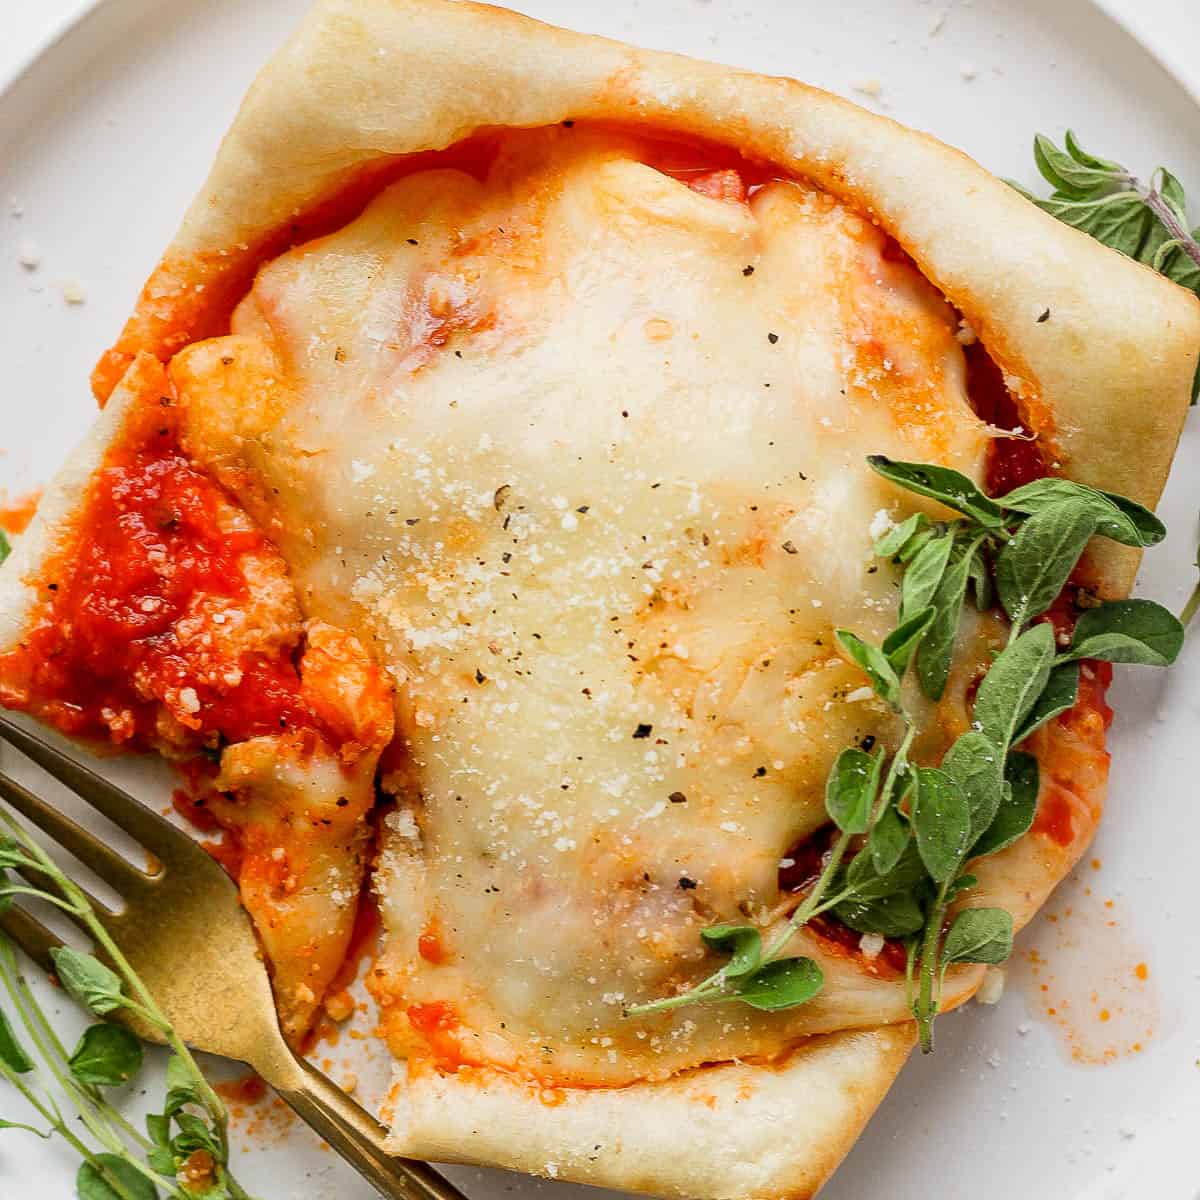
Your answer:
[869,797,910,876]
[733,957,824,1011]
[973,623,1056,751]
[1063,129,1122,172]
[900,534,954,623]
[0,1006,34,1074]
[874,512,928,559]
[1157,167,1189,225]
[945,873,978,904]
[145,1113,171,1149]
[999,477,1164,547]
[76,1156,158,1200]
[700,925,763,979]
[1033,133,1119,199]
[882,606,935,675]
[834,890,925,938]
[917,531,986,701]
[147,1147,176,1177]
[996,499,1097,626]
[844,841,928,901]
[825,747,883,835]
[1013,661,1080,744]
[966,543,993,612]
[67,1024,143,1087]
[941,729,1005,843]
[911,768,971,883]
[50,949,125,1018]
[835,629,902,711]
[867,457,1006,527]
[972,753,1040,858]
[1060,599,1184,667]
[941,908,1014,965]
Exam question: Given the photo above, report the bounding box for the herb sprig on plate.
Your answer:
[627,456,1182,1052]
[0,814,256,1200]
[1015,131,1200,622]
[1014,130,1200,377]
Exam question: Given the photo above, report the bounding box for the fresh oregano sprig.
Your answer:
[1013,130,1200,383]
[1012,132,1200,626]
[859,458,1180,1049]
[626,455,1181,1056]
[0,817,256,1200]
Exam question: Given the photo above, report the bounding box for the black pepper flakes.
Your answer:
[474,668,487,684]
[754,766,767,778]
[742,265,755,277]
[407,237,418,246]
[678,877,698,891]
[782,540,798,555]
[632,723,653,739]
[669,791,687,804]
[767,331,779,345]
[1037,308,1051,323]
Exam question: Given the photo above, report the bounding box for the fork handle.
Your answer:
[271,1057,463,1200]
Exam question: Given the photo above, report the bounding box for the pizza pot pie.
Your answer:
[1,2,1197,1197]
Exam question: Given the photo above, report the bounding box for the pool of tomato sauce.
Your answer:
[0,387,334,754]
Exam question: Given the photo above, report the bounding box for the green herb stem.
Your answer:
[0,810,256,1197]
[1181,579,1200,628]
[0,809,228,1130]
[0,1056,148,1200]
[876,722,915,821]
[0,939,150,1153]
[914,880,952,1053]
[0,939,186,1200]
[1140,177,1200,271]
[764,829,853,960]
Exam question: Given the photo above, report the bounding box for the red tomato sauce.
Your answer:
[0,382,327,752]
[1031,661,1113,848]
[405,1000,478,1070]
[964,340,1048,495]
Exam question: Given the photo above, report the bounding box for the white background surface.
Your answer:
[2,2,1200,1199]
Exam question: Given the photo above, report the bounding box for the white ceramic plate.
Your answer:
[2,2,1199,1197]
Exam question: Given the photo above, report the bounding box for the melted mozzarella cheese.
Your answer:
[174,127,993,1085]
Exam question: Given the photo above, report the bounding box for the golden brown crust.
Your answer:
[387,1026,916,1200]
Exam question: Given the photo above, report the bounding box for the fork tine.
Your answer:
[0,717,192,865]
[0,903,62,972]
[0,770,149,899]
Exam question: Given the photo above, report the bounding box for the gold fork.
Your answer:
[0,716,465,1200]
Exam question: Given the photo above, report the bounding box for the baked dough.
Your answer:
[2,2,1197,1197]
